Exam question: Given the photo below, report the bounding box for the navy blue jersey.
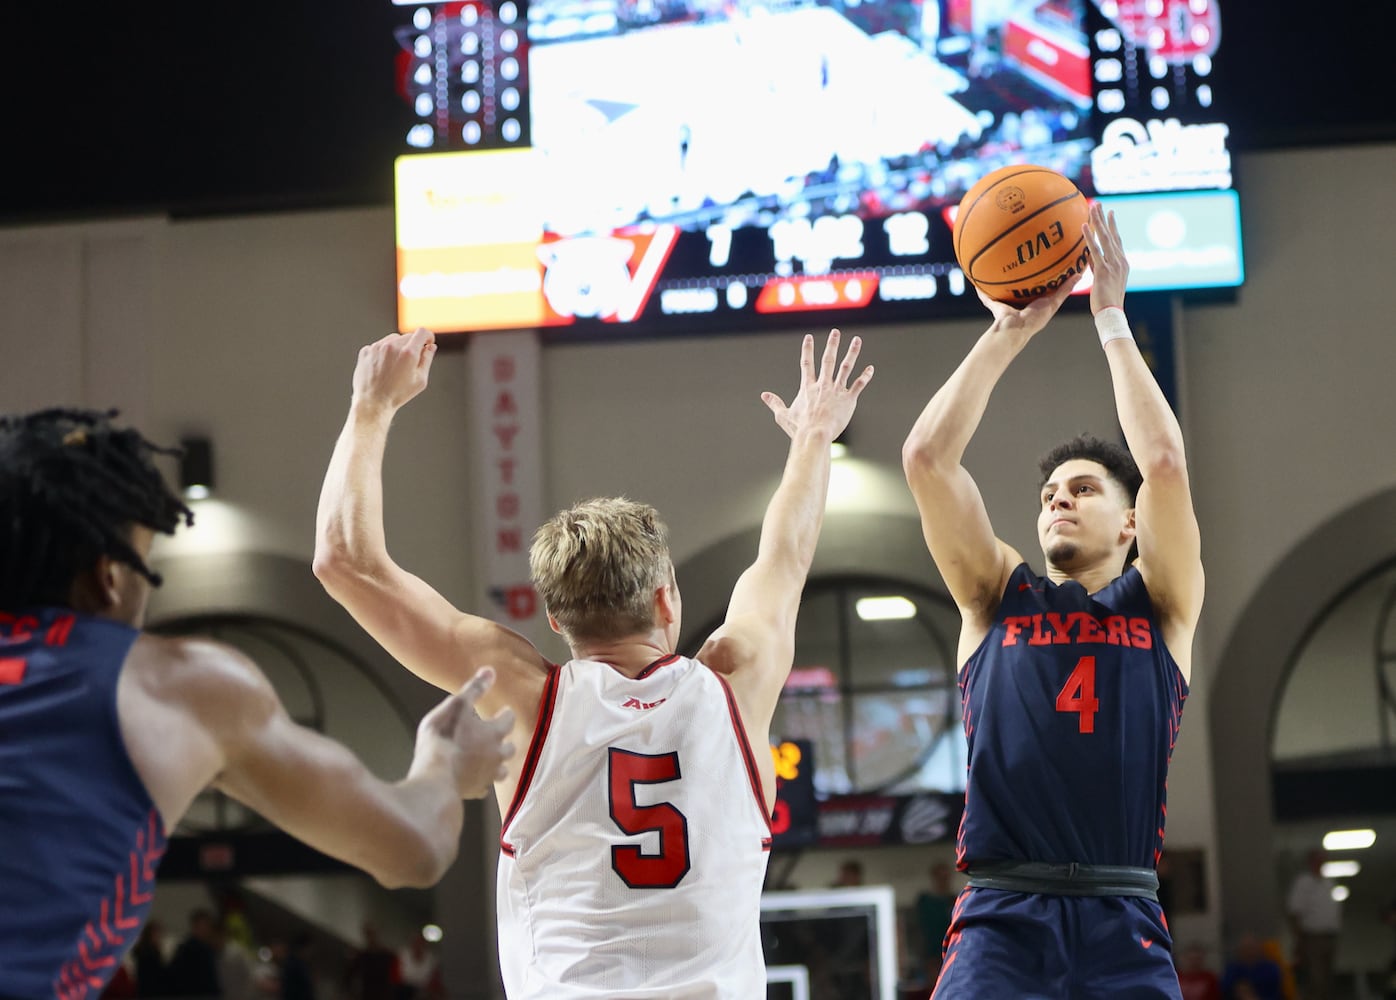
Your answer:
[0,608,166,999]
[956,564,1187,871]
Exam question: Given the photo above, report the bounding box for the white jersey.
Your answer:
[497,654,773,999]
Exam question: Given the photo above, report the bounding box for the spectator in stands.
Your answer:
[1259,937,1300,1000]
[280,934,316,1000]
[166,909,221,998]
[395,931,444,1000]
[346,924,396,1000]
[217,919,257,1000]
[1176,942,1222,1000]
[915,862,957,985]
[832,859,864,888]
[822,859,870,998]
[132,920,172,997]
[1287,847,1341,1000]
[1221,933,1283,1000]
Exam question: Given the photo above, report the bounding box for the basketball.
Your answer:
[952,165,1090,305]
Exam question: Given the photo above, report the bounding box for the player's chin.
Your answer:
[1044,540,1080,567]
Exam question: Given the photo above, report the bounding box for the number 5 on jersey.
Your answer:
[608,748,691,889]
[1055,655,1100,734]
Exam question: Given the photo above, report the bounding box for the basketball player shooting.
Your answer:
[902,202,1204,999]
[0,409,514,999]
[314,328,872,998]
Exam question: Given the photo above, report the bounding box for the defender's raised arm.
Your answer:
[313,328,548,725]
[700,330,872,743]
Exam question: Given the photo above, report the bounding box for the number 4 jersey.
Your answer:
[956,564,1188,871]
[497,654,773,999]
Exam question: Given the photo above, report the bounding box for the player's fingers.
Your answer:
[798,333,815,384]
[423,692,462,735]
[1083,221,1107,267]
[1087,202,1105,235]
[847,364,875,398]
[457,666,497,707]
[819,329,841,381]
[1040,272,1082,311]
[496,741,516,761]
[405,326,433,353]
[836,335,862,387]
[761,391,787,418]
[490,707,516,734]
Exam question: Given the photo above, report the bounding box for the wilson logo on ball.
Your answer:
[1008,249,1091,303]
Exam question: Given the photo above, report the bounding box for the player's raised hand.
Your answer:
[411,666,515,799]
[352,327,438,412]
[977,271,1082,349]
[762,329,874,442]
[1084,202,1129,316]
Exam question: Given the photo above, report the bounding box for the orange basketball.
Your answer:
[952,165,1090,305]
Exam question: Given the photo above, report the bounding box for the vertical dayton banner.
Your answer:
[469,331,548,645]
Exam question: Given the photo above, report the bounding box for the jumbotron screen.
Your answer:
[391,0,1243,335]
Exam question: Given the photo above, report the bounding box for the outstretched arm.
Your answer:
[1085,204,1203,672]
[127,638,514,889]
[218,662,513,888]
[313,328,549,722]
[699,330,873,730]
[901,278,1079,634]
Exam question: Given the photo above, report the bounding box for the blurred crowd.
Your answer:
[98,910,443,1000]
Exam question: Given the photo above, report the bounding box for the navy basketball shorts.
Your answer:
[930,886,1181,1000]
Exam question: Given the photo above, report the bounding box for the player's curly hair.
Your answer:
[0,408,193,608]
[1037,433,1142,502]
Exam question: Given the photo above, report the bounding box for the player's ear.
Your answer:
[655,584,678,627]
[1120,506,1137,545]
[68,554,123,613]
[546,612,563,635]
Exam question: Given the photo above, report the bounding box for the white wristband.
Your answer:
[1094,306,1133,348]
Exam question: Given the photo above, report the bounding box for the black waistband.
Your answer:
[967,861,1159,900]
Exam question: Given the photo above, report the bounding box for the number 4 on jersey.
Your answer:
[1055,655,1099,734]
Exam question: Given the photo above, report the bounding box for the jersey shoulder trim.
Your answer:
[500,662,563,851]
[713,672,772,833]
[636,653,681,680]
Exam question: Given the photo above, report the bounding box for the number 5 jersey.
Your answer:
[497,654,773,999]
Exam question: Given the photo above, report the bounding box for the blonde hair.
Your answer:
[530,497,672,643]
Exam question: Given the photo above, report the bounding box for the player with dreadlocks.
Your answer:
[0,408,515,999]
[0,408,193,607]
